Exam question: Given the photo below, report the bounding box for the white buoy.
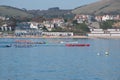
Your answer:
[105,51,109,56]
[97,53,100,56]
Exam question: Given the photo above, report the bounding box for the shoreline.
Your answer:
[1,35,120,39]
[0,35,89,39]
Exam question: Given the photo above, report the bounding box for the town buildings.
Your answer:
[74,14,120,22]
[0,14,120,37]
[14,21,73,37]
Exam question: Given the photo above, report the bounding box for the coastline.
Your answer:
[0,35,89,39]
[1,35,120,39]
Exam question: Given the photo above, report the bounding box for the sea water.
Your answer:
[0,38,120,80]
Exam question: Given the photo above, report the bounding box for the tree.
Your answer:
[75,23,90,33]
[72,20,78,25]
[42,26,48,31]
[100,20,114,29]
[51,27,65,32]
[64,19,68,23]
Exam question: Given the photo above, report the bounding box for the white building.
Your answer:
[29,22,39,29]
[0,16,9,20]
[74,14,93,23]
[0,24,12,31]
[42,32,73,36]
[90,29,104,34]
[95,16,102,22]
[102,15,114,21]
[52,18,64,24]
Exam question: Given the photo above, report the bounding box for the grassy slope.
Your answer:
[0,6,33,17]
[72,0,120,15]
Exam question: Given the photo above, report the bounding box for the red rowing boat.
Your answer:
[65,44,90,47]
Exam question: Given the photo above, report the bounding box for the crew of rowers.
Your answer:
[15,40,46,44]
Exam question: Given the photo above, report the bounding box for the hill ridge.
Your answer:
[72,0,120,15]
[0,5,33,17]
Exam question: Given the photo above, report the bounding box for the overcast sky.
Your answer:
[0,0,99,10]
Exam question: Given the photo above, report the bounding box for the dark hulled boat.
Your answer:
[65,44,90,47]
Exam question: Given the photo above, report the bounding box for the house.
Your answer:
[95,14,120,22]
[43,20,54,31]
[0,24,12,31]
[29,22,39,29]
[0,16,9,21]
[52,18,64,27]
[74,14,93,23]
[95,16,102,22]
[102,15,114,21]
[113,15,120,20]
[52,18,64,24]
[89,22,100,29]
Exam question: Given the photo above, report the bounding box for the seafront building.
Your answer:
[14,22,73,37]
[15,22,42,36]
[42,32,73,36]
[88,29,120,37]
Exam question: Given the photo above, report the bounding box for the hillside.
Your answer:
[28,7,74,18]
[0,6,33,17]
[72,0,120,15]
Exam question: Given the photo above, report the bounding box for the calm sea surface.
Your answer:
[0,38,120,80]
